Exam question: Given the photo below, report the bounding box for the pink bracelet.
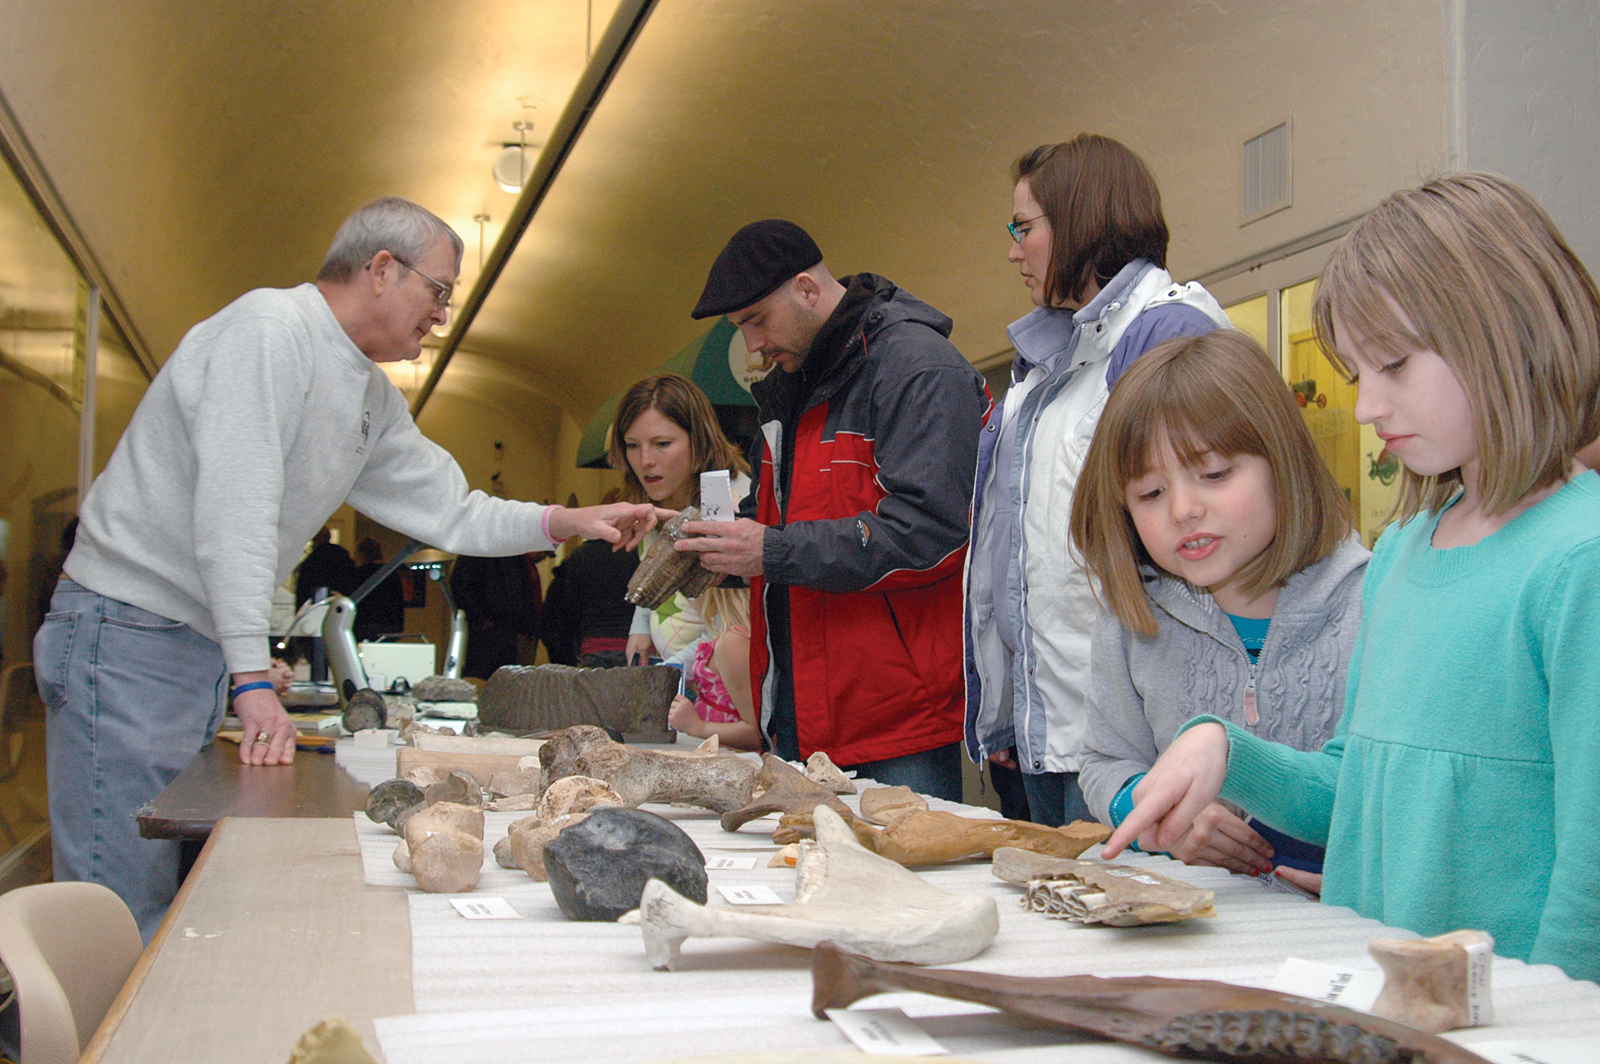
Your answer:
[542,504,566,544]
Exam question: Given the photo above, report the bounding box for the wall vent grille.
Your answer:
[1242,121,1291,223]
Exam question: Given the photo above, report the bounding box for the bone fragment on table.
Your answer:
[991,848,1215,925]
[409,830,483,893]
[505,812,590,880]
[625,507,719,608]
[424,769,483,808]
[775,807,1110,866]
[857,785,927,824]
[486,766,541,798]
[809,943,1494,1064]
[399,765,448,789]
[1369,930,1494,1034]
[540,725,759,813]
[803,751,856,794]
[719,754,852,830]
[365,778,424,829]
[640,804,999,971]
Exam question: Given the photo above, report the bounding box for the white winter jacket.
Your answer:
[964,262,1231,774]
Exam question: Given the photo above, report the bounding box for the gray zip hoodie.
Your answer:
[1079,535,1370,824]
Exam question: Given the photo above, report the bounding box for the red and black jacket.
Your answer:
[742,274,987,765]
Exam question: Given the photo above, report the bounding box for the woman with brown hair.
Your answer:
[608,373,750,665]
[965,134,1232,827]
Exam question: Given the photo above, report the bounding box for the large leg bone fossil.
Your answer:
[992,847,1215,926]
[540,726,759,813]
[626,507,719,608]
[719,754,853,831]
[639,805,999,971]
[1369,930,1494,1034]
[810,944,1491,1064]
[775,808,1111,866]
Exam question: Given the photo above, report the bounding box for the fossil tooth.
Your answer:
[640,804,999,970]
[809,944,1493,1064]
[625,506,718,608]
[994,848,1215,926]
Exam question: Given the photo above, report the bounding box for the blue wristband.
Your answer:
[230,680,275,699]
[1109,772,1147,853]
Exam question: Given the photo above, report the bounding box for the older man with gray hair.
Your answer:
[36,197,655,939]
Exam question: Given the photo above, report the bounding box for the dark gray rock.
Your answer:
[412,676,479,703]
[543,807,707,921]
[343,688,388,732]
[365,778,424,829]
[478,664,676,743]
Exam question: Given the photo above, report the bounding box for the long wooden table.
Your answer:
[84,818,408,1064]
[136,740,370,841]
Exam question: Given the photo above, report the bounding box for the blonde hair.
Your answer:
[699,585,750,639]
[1313,172,1600,523]
[1070,330,1353,635]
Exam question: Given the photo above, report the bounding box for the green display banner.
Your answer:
[575,317,769,468]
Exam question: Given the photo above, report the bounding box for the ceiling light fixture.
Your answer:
[492,121,534,194]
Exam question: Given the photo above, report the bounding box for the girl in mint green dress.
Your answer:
[1106,173,1600,982]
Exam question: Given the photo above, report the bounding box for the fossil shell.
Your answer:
[625,507,718,609]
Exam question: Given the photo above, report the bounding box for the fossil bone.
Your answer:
[541,726,759,813]
[640,804,999,971]
[409,830,483,893]
[804,751,856,794]
[1369,930,1494,1034]
[625,507,719,608]
[992,848,1215,926]
[479,664,678,742]
[775,808,1111,866]
[810,944,1492,1064]
[857,785,927,824]
[720,754,852,831]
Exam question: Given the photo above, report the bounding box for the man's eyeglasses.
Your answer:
[1007,214,1045,243]
[392,257,454,309]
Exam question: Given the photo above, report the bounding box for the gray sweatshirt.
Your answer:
[66,283,556,675]
[1078,536,1370,824]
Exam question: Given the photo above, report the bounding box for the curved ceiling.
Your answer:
[0,0,1446,434]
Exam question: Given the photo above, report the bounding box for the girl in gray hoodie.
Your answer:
[1070,331,1368,881]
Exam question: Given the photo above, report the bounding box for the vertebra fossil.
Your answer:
[810,944,1491,1064]
[625,507,719,608]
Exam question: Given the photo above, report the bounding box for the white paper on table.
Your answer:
[717,883,783,905]
[825,1008,947,1056]
[450,897,523,920]
[1268,957,1383,1011]
[705,856,759,871]
[1466,1036,1600,1064]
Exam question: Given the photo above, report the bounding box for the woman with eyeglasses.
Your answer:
[964,134,1231,827]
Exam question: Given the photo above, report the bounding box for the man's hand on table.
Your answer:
[675,518,766,577]
[230,672,297,766]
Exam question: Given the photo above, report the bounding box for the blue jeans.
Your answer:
[1021,770,1092,827]
[842,742,963,804]
[35,580,228,942]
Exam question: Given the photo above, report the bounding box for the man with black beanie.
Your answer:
[676,219,987,801]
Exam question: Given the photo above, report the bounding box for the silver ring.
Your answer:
[252,732,271,744]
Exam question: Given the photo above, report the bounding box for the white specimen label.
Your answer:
[705,856,759,870]
[825,1008,947,1056]
[716,884,783,905]
[450,897,522,920]
[1269,957,1383,1011]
